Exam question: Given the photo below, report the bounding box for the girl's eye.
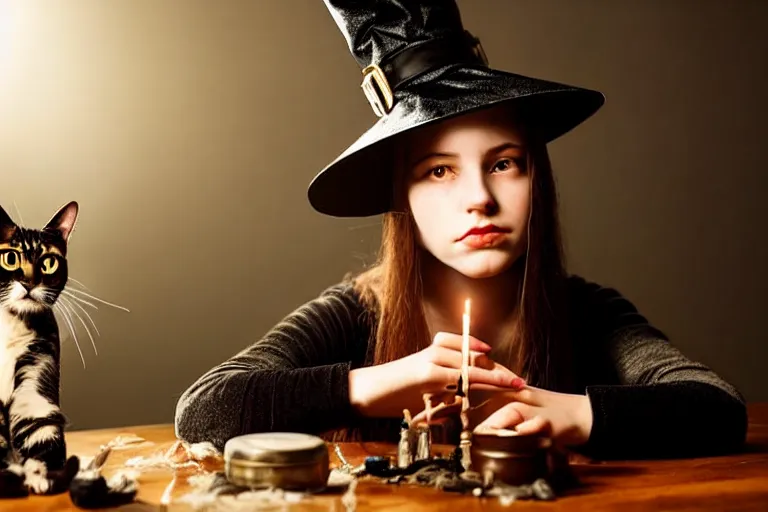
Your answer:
[493,158,517,172]
[428,166,449,179]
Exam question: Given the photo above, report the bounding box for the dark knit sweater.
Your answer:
[174,275,748,460]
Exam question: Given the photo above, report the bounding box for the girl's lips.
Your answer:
[457,224,511,247]
[461,232,508,249]
[458,224,510,240]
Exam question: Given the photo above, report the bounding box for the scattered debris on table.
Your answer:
[124,439,221,471]
[164,443,555,510]
[68,441,140,509]
[166,464,358,510]
[379,459,555,504]
[356,446,557,506]
[69,466,140,509]
[175,471,310,511]
[99,434,148,451]
[60,429,559,510]
[67,435,222,509]
[341,478,358,512]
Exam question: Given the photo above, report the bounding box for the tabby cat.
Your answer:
[0,201,80,495]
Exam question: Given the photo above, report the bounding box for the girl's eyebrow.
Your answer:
[485,142,524,156]
[409,151,456,170]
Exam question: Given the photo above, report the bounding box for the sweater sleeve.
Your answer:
[174,282,370,450]
[568,276,748,459]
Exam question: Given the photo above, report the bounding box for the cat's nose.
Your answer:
[20,282,33,292]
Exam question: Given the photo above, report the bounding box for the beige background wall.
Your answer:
[0,0,765,430]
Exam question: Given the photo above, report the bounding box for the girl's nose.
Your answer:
[462,169,498,216]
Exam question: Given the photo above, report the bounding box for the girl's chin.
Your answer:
[450,253,519,279]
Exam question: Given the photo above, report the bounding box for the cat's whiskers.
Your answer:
[61,287,129,313]
[40,288,59,305]
[53,303,86,370]
[59,298,98,356]
[61,290,98,310]
[59,295,100,337]
[57,280,127,362]
[65,277,91,291]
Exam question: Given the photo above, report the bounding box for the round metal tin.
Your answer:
[224,432,330,491]
[469,429,553,486]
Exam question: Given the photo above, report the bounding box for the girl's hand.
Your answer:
[474,387,594,446]
[412,386,594,448]
[348,332,525,418]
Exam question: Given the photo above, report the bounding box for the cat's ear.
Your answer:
[0,205,16,239]
[44,201,79,243]
[0,204,15,227]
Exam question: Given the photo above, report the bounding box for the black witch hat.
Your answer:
[308,0,605,218]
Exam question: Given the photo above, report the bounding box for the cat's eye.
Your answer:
[0,251,21,271]
[40,256,59,275]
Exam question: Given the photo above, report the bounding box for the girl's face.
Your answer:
[403,106,531,279]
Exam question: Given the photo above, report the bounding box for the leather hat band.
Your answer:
[361,31,489,117]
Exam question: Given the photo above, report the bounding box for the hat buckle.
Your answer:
[361,64,394,117]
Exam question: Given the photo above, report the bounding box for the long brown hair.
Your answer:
[352,135,572,391]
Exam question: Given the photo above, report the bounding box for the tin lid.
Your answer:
[224,432,328,467]
[471,428,552,453]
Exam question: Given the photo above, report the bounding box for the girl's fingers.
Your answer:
[468,386,538,406]
[513,416,551,437]
[426,365,527,399]
[432,332,491,352]
[428,366,517,394]
[467,366,525,389]
[428,336,528,389]
[475,401,534,430]
[430,346,495,371]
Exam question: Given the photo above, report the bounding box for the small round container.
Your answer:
[224,432,330,491]
[469,429,553,486]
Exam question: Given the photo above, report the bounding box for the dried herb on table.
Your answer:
[374,455,557,503]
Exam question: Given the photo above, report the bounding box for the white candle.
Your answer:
[461,299,471,426]
[462,299,470,374]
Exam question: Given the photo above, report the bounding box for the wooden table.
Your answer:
[2,403,767,511]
